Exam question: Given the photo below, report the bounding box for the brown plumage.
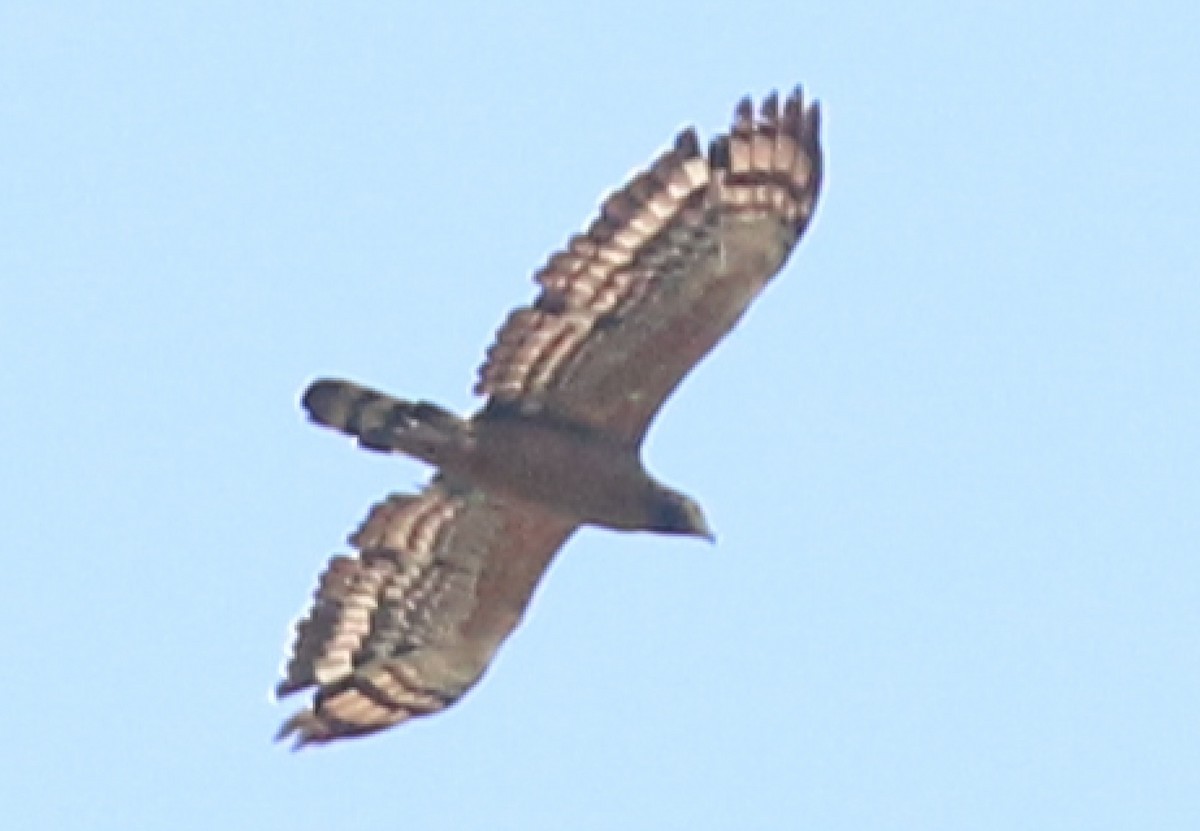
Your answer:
[276,87,824,747]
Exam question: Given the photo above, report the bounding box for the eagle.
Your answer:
[276,87,824,747]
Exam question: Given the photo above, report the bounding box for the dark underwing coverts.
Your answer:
[276,87,824,747]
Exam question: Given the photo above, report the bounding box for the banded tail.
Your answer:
[301,379,465,464]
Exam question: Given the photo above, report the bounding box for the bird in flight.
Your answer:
[276,87,824,747]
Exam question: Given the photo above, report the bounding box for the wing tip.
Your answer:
[755,85,821,140]
[674,126,701,158]
[275,708,332,751]
[274,677,306,699]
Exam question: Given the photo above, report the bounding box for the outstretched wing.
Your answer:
[476,88,823,444]
[276,482,576,747]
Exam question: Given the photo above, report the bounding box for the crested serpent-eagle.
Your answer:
[276,87,824,747]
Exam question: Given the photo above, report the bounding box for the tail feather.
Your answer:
[301,379,464,463]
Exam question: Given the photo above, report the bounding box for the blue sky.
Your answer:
[3,2,1198,828]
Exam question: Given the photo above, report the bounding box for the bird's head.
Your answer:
[650,489,715,542]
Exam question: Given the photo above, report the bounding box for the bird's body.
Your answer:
[276,88,824,746]
[303,381,694,532]
[463,412,678,531]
